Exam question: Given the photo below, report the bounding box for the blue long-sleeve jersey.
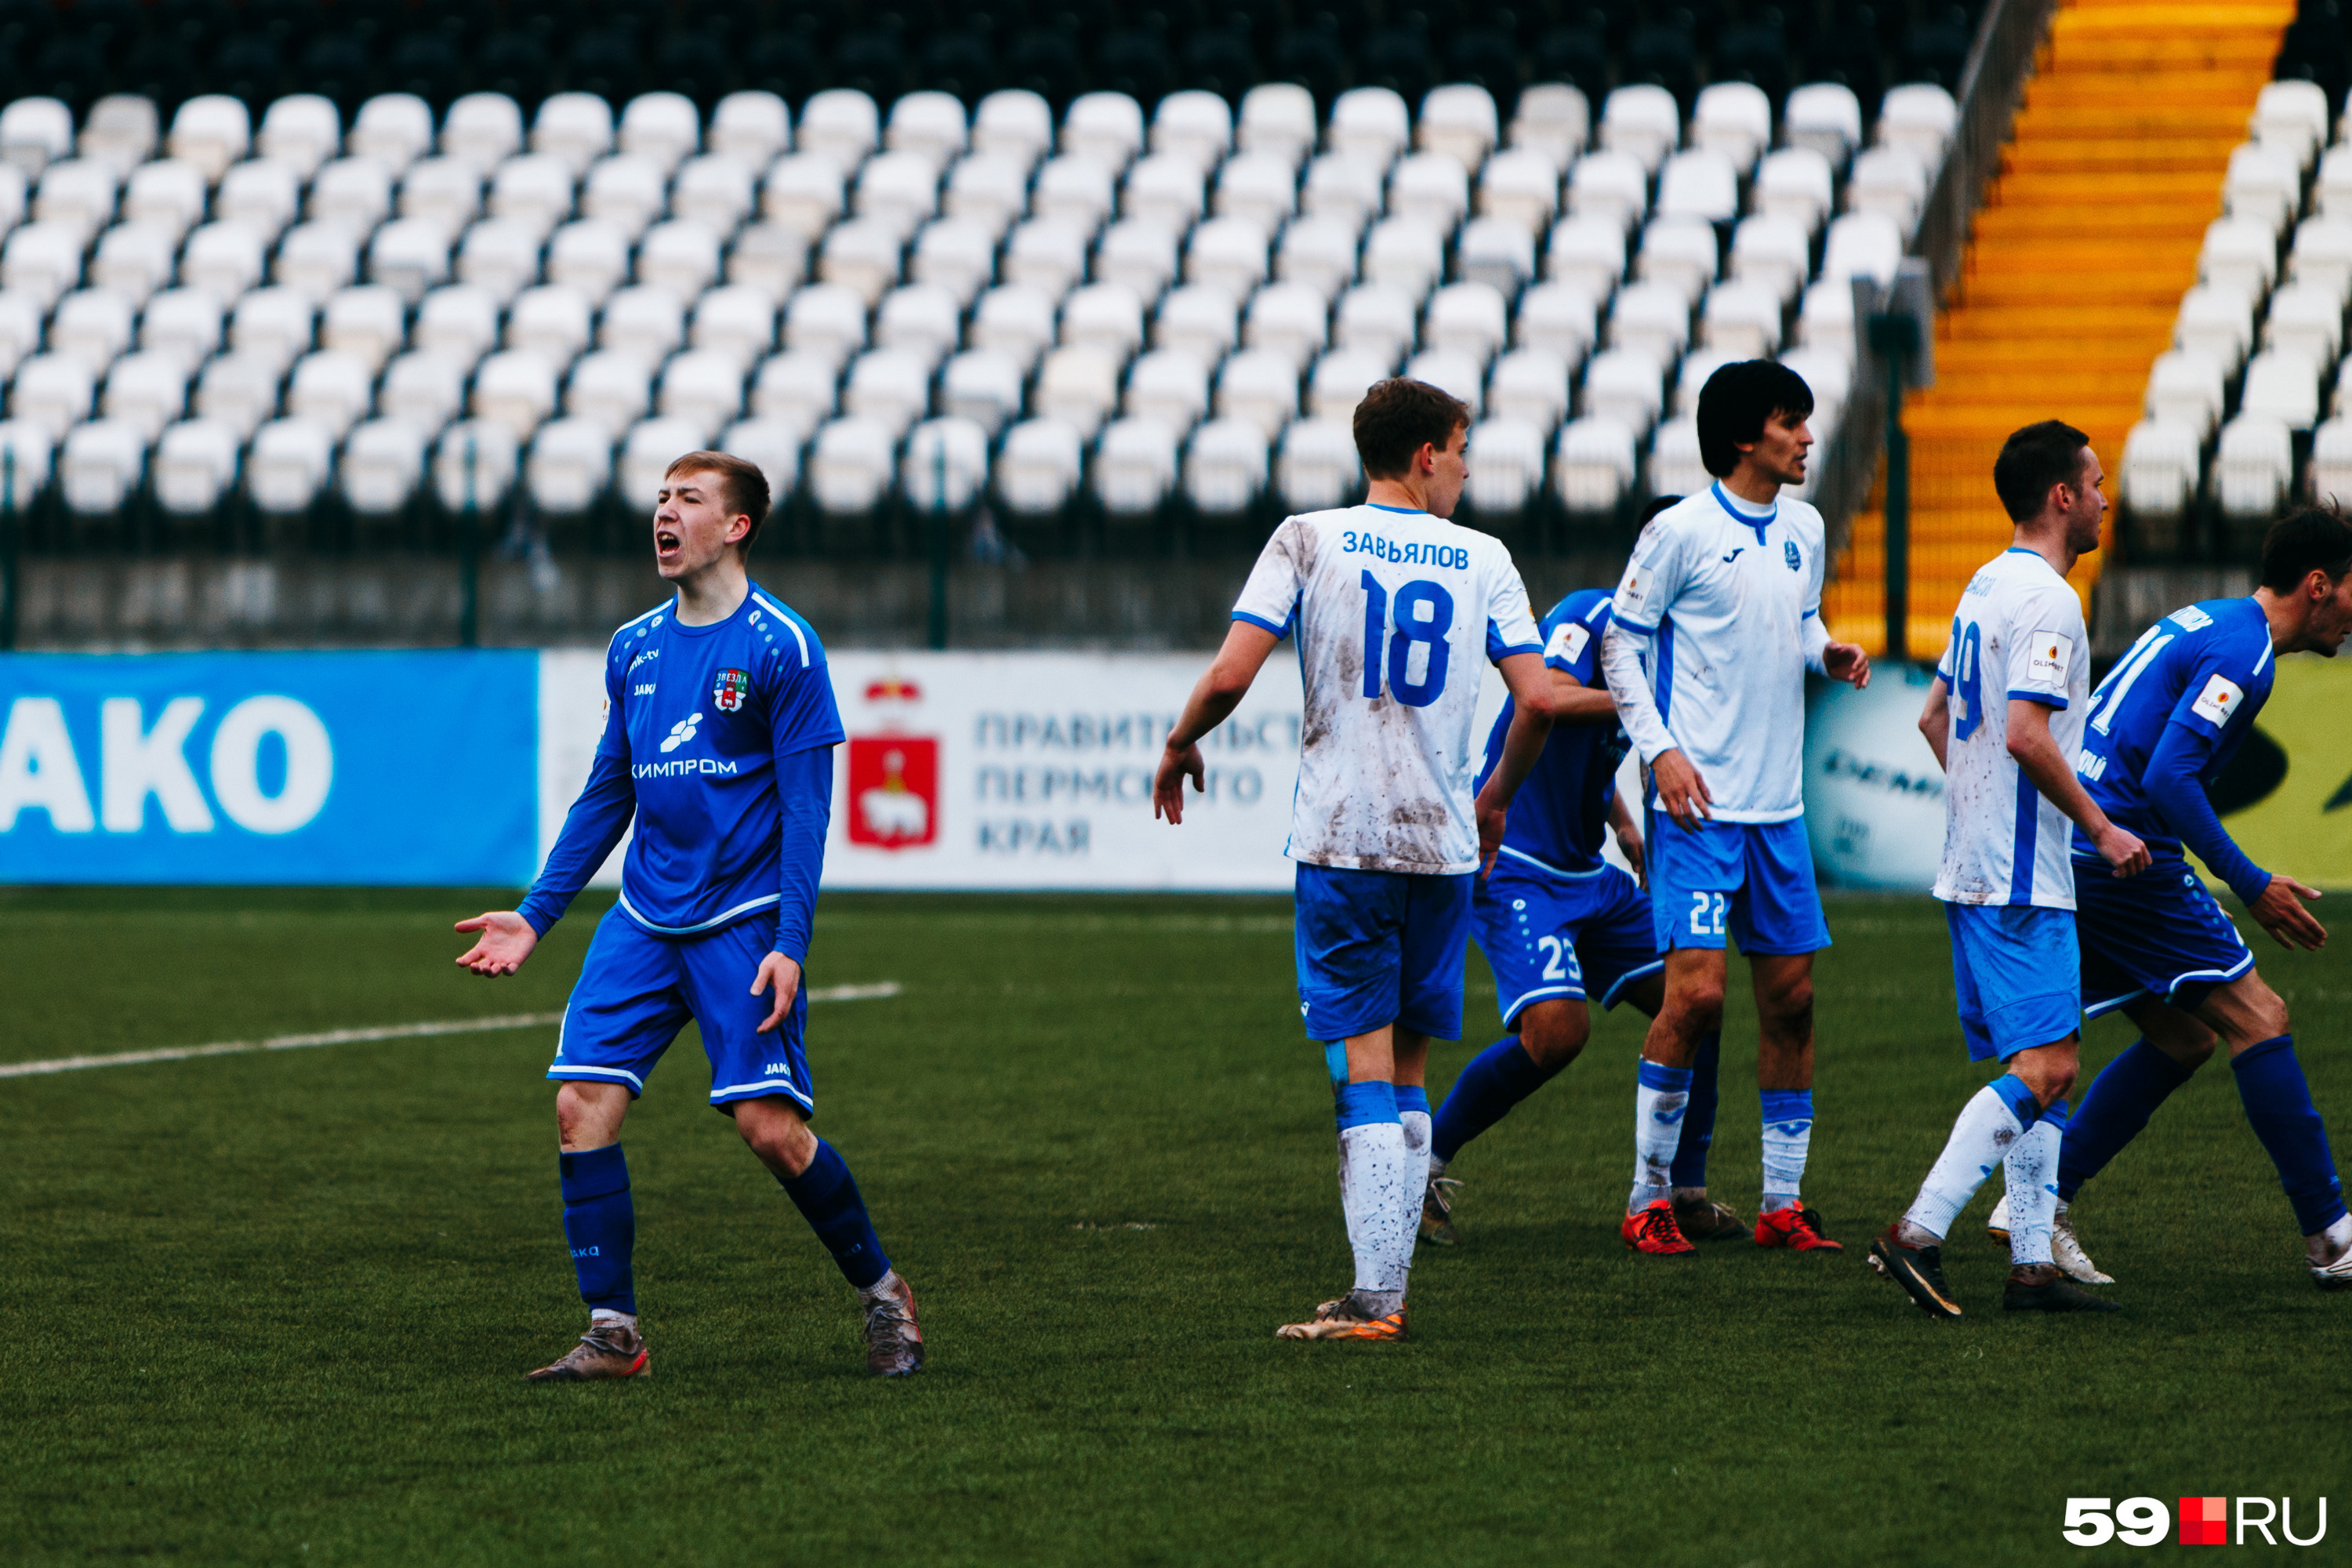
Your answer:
[2074,595,2276,905]
[518,584,846,959]
[1471,589,1631,875]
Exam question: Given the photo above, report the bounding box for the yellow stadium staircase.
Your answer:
[1822,0,2297,658]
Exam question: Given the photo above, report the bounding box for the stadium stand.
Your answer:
[0,0,1981,561]
[1824,0,2299,655]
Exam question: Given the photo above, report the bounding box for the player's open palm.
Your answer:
[2252,874,2327,951]
[455,910,538,977]
[1153,742,1205,825]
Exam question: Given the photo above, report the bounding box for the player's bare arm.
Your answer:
[2003,698,2147,877]
[1472,650,1560,870]
[1547,667,1620,724]
[1916,677,1953,772]
[456,909,539,976]
[1155,620,1281,824]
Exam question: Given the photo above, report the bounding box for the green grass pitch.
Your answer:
[4,885,2347,1566]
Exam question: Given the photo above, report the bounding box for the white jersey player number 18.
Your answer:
[1362,572,1454,705]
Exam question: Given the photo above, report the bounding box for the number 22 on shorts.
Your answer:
[1689,891,1728,936]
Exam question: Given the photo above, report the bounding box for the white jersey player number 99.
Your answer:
[1361,571,1454,706]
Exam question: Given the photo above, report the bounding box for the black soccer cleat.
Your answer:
[2002,1265,2121,1313]
[1867,1225,1962,1320]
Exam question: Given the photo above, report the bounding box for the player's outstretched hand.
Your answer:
[2092,822,2151,878]
[455,910,538,977]
[2251,874,2327,951]
[1651,749,1713,831]
[1153,742,1205,826]
[751,951,803,1033]
[1824,641,1871,689]
[1616,820,1648,889]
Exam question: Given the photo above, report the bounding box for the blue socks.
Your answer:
[776,1138,892,1290]
[2057,1037,2194,1201]
[1335,1079,1399,1129]
[1431,1036,1552,1162]
[560,1144,636,1316]
[1394,1084,1429,1118]
[2232,1036,2349,1235]
[1670,1030,1722,1189]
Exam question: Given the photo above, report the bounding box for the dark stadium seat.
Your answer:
[1007,28,1088,113]
[567,25,648,104]
[1184,25,1258,104]
[920,31,1000,107]
[2277,7,2352,108]
[1271,26,1348,114]
[1624,20,1700,111]
[746,24,832,107]
[1713,17,1793,105]
[1904,5,1976,92]
[1534,22,1613,111]
[213,34,289,113]
[386,32,462,110]
[1097,29,1178,109]
[1445,26,1526,122]
[1357,21,1437,108]
[835,27,915,103]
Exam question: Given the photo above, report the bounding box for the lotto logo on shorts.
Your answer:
[2060,1496,2328,1546]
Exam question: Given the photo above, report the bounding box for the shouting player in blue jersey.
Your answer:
[1600,361,1871,1256]
[2051,506,2352,1291]
[1422,500,1746,1250]
[1868,422,2145,1319]
[454,450,924,1380]
[1154,378,1558,1342]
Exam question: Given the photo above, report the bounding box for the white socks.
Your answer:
[1339,1121,1414,1314]
[590,1308,637,1332]
[1904,1078,2034,1243]
[1399,1109,1432,1209]
[1628,1062,1691,1214]
[2307,1212,2352,1266]
[2003,1116,2062,1266]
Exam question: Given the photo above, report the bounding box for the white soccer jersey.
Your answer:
[1603,484,1828,822]
[1932,546,2091,908]
[1232,502,1543,875]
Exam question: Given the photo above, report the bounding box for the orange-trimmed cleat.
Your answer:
[1621,1199,1697,1255]
[526,1321,652,1381]
[1276,1291,1410,1341]
[1755,1204,1844,1250]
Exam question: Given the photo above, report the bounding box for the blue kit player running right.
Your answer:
[1865,421,2143,1319]
[1425,579,1747,1250]
[1600,361,1872,1256]
[456,450,924,1380]
[2055,507,2352,1291]
[1155,377,1555,1342]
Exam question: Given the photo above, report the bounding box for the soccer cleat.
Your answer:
[1672,1194,1748,1242]
[1985,1192,2011,1243]
[1419,1174,1463,1247]
[2002,1265,2122,1312]
[2051,1207,2114,1286]
[525,1321,651,1381]
[1621,1199,1697,1255]
[1276,1290,1410,1341]
[1755,1204,1844,1250]
[861,1271,925,1377]
[1867,1225,1962,1320]
[2314,1252,2352,1292]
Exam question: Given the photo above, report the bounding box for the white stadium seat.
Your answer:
[1276,416,1361,510]
[1731,215,1813,306]
[1418,84,1499,172]
[1359,216,1443,302]
[900,416,989,510]
[1692,81,1772,176]
[1509,83,1590,172]
[455,220,543,305]
[728,221,812,305]
[473,350,560,441]
[1478,149,1561,236]
[1239,83,1319,169]
[1465,417,1545,513]
[1486,347,1573,433]
[1062,281,1149,364]
[1034,345,1122,437]
[694,283,784,370]
[751,349,843,438]
[596,285,685,372]
[441,93,525,175]
[659,348,750,440]
[1151,89,1233,172]
[1000,216,1088,301]
[432,419,521,510]
[1187,215,1272,302]
[1329,87,1410,170]
[153,418,240,514]
[61,418,147,516]
[1183,416,1269,514]
[640,220,724,303]
[1331,281,1416,364]
[488,154,575,241]
[1243,281,1330,372]
[1095,219,1181,303]
[619,92,702,176]
[528,417,617,515]
[0,98,71,181]
[183,220,268,304]
[310,156,395,239]
[1216,348,1301,437]
[1797,278,1858,361]
[83,94,161,176]
[996,417,1083,514]
[1784,84,1864,169]
[619,416,708,507]
[2263,281,2344,366]
[1821,212,1904,286]
[51,288,133,374]
[2142,349,2227,437]
[1608,280,1692,368]
[2,221,85,307]
[674,154,756,237]
[2214,412,2293,517]
[2121,418,2201,523]
[818,216,906,307]
[1156,283,1241,368]
[547,219,632,303]
[507,285,594,371]
[90,223,174,305]
[229,286,317,375]
[718,416,804,503]
[1402,347,1484,414]
[100,351,188,441]
[1545,213,1628,300]
[341,419,427,516]
[1309,347,1393,422]
[2199,215,2278,301]
[379,350,466,436]
[1275,215,1363,303]
[1388,152,1470,234]
[582,154,666,240]
[0,291,42,379]
[1124,154,1207,237]
[973,89,1054,170]
[246,417,333,513]
[274,223,360,303]
[1063,92,1147,173]
[1703,278,1786,358]
[943,153,1028,239]
[2308,415,2352,504]
[808,415,898,514]
[1647,414,1711,497]
[532,93,616,178]
[2241,348,2321,428]
[401,155,485,240]
[887,92,969,172]
[1425,282,1509,368]
[123,158,206,238]
[1581,347,1664,437]
[564,350,655,438]
[367,216,452,303]
[855,150,943,241]
[1092,416,1180,515]
[1215,151,1298,238]
[1848,147,1929,234]
[2174,282,2255,371]
[1656,148,1737,225]
[799,89,882,174]
[2253,79,2328,169]
[348,94,434,177]
[1877,83,1960,170]
[939,349,1024,436]
[1755,147,1838,236]
[35,158,121,245]
[1553,416,1637,512]
[782,281,871,370]
[764,152,849,244]
[1599,85,1679,175]
[841,348,933,437]
[191,353,281,439]
[414,283,500,368]
[1302,153,1385,232]
[971,284,1058,372]
[1456,216,1537,297]
[216,158,299,241]
[167,96,251,185]
[1125,348,1212,436]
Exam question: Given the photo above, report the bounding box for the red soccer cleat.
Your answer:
[1621,1199,1697,1255]
[1755,1204,1844,1250]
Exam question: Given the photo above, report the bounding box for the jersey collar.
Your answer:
[1711,481,1776,544]
[1365,503,1427,515]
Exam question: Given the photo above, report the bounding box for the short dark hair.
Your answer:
[1353,376,1472,479]
[1639,494,1682,526]
[1697,360,1815,477]
[664,450,772,556]
[1991,420,2091,522]
[2260,504,2352,591]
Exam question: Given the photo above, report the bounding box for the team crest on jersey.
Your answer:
[713,669,750,711]
[1784,540,1802,571]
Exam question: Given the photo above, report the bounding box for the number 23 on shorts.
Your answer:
[1688,891,1728,936]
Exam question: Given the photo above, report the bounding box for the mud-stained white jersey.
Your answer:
[1932,547,2090,907]
[1232,502,1543,875]
[1603,484,1828,822]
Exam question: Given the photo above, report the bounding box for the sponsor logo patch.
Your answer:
[2190,673,2244,727]
[713,668,750,712]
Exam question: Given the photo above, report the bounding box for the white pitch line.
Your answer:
[1,981,904,1080]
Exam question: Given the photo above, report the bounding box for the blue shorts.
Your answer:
[1294,862,1473,1041]
[1944,902,2081,1062]
[1646,814,1831,956]
[1472,851,1663,1026]
[2075,856,2256,1020]
[548,905,814,1113]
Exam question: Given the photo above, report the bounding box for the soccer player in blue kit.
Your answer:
[454,451,924,1379]
[1421,500,1748,1251]
[2050,506,2352,1290]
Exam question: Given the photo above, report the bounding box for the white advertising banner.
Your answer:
[538,649,1524,892]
